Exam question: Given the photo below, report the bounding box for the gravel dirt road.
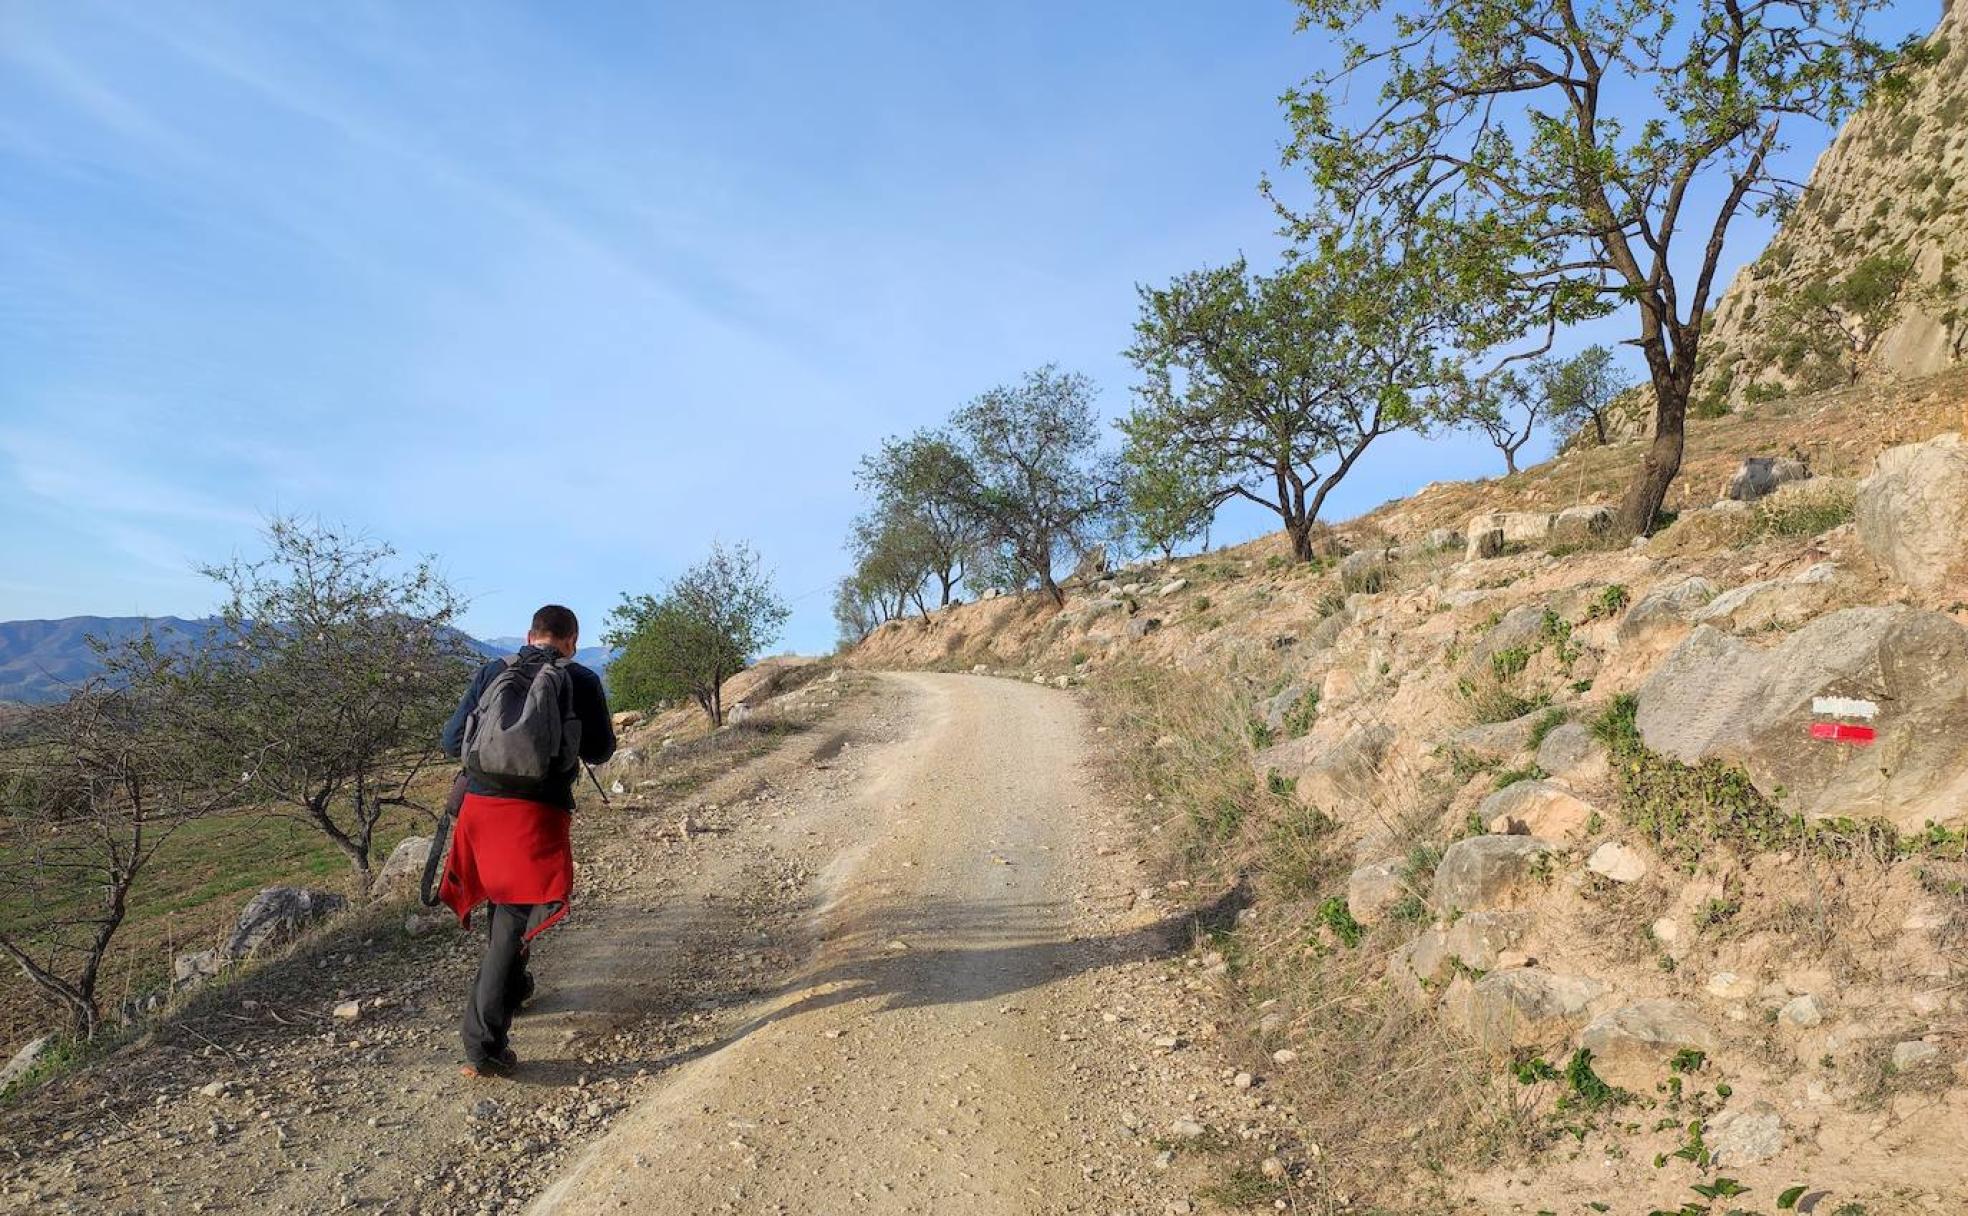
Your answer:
[3,670,1263,1216]
[534,670,1195,1215]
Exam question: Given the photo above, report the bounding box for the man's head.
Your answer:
[527,604,579,658]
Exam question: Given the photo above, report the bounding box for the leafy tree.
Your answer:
[847,506,936,620]
[0,641,239,1037]
[1279,0,1901,533]
[1546,345,1633,447]
[1766,253,1912,385]
[854,431,983,607]
[1122,233,1467,562]
[605,541,790,726]
[1119,439,1218,562]
[950,366,1116,606]
[195,517,473,892]
[1460,367,1545,476]
[831,575,886,649]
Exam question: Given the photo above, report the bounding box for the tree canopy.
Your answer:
[1122,231,1470,562]
[606,541,789,726]
[1278,0,1901,531]
[949,366,1116,606]
[192,516,473,890]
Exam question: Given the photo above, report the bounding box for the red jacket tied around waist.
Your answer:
[438,793,574,941]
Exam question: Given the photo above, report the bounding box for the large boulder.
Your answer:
[1480,780,1596,841]
[0,1036,50,1093]
[1535,723,1608,782]
[1856,433,1968,599]
[1550,504,1615,547]
[1616,576,1718,647]
[1255,724,1394,814]
[1463,511,1553,560]
[224,887,348,960]
[1723,455,1811,502]
[1578,1000,1718,1090]
[1432,835,1560,913]
[374,836,434,896]
[1690,564,1837,633]
[1447,970,1607,1050]
[1635,608,1968,829]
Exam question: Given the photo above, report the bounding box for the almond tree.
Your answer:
[0,641,238,1038]
[854,431,983,608]
[1546,344,1632,447]
[1122,230,1471,562]
[195,517,474,892]
[606,541,789,725]
[950,366,1116,607]
[1278,0,1902,532]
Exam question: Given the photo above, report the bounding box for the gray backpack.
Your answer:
[461,652,582,793]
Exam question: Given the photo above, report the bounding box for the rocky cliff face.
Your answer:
[1700,4,1968,406]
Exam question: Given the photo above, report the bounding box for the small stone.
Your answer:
[1271,1048,1298,1065]
[197,1081,228,1100]
[1260,1156,1286,1180]
[1705,971,1756,1000]
[1169,1118,1206,1140]
[1232,1072,1254,1090]
[1708,1104,1785,1166]
[1651,917,1680,945]
[1587,842,1648,884]
[1780,994,1825,1028]
[1892,1040,1941,1070]
[332,1000,362,1021]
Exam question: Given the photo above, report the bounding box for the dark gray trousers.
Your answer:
[461,903,545,1063]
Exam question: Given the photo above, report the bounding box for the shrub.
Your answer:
[1281,689,1322,738]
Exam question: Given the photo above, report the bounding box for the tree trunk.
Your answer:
[1285,516,1315,562]
[1591,413,1608,446]
[1619,379,1688,535]
[1503,450,1519,475]
[1039,571,1065,608]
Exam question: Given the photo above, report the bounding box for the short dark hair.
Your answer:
[530,604,579,640]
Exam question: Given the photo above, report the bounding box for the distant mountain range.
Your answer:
[0,617,614,704]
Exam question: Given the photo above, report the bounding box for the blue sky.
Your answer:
[0,2,1937,654]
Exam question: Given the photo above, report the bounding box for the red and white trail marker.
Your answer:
[1809,721,1876,745]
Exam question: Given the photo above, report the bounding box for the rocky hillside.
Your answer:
[846,371,1968,1209]
[1699,4,1968,407]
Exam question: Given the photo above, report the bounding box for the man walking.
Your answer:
[439,604,616,1078]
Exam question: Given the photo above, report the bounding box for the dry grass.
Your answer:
[1086,658,1543,1210]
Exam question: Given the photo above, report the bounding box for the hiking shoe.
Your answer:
[516,972,538,1012]
[461,1048,518,1079]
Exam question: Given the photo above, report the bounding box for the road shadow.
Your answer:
[632,877,1253,1077]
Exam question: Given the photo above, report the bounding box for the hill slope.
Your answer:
[846,366,1968,1211]
[1700,4,1968,404]
[0,618,597,704]
[0,616,210,704]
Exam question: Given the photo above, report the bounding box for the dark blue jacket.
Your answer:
[441,646,617,810]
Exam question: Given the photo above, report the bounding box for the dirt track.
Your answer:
[3,671,1251,1216]
[535,670,1194,1215]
